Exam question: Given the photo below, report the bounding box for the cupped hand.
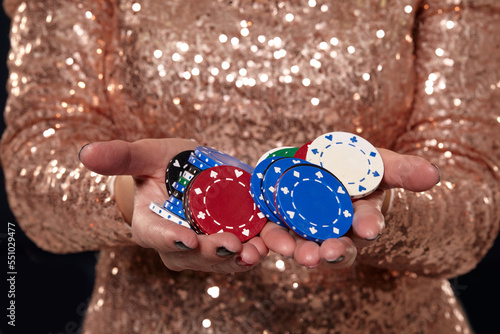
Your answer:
[259,148,441,269]
[79,139,268,273]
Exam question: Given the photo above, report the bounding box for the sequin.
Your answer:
[1,0,500,333]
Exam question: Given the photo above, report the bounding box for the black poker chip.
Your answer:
[165,150,194,196]
[170,189,184,201]
[188,164,202,176]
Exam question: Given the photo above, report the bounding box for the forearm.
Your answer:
[358,167,500,277]
[1,140,135,253]
[357,0,500,277]
[1,0,136,253]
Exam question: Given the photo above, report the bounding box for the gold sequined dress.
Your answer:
[2,0,500,333]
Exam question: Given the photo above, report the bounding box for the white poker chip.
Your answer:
[149,202,192,229]
[306,132,384,199]
[182,170,195,181]
[255,146,295,166]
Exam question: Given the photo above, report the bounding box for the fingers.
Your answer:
[292,235,357,269]
[259,222,296,257]
[292,236,320,268]
[194,233,244,262]
[159,232,264,273]
[79,138,197,177]
[378,148,440,192]
[245,236,269,259]
[349,190,386,246]
[135,205,241,258]
[319,237,357,269]
[135,204,266,272]
[131,214,200,253]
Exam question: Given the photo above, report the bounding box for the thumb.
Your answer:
[378,148,441,192]
[78,138,197,177]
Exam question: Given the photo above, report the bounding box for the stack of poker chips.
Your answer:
[251,131,384,242]
[150,147,267,242]
[257,131,384,200]
[149,131,384,243]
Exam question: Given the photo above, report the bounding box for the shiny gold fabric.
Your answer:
[2,0,500,333]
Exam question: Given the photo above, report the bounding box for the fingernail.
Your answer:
[236,256,253,267]
[216,246,236,257]
[431,163,441,184]
[365,233,381,241]
[174,241,192,251]
[78,143,91,161]
[326,256,344,264]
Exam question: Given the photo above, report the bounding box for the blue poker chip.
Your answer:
[149,202,191,229]
[172,181,186,193]
[275,164,353,242]
[250,156,285,224]
[195,146,254,174]
[167,196,182,208]
[164,201,186,219]
[261,158,312,222]
[188,152,212,171]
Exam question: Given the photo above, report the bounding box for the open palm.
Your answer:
[80,140,439,272]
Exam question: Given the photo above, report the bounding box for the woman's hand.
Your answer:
[259,148,441,269]
[79,139,268,273]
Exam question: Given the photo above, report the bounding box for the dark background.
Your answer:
[0,7,499,334]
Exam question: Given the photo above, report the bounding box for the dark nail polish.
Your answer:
[431,163,441,184]
[78,143,91,161]
[327,256,344,264]
[365,233,381,241]
[236,256,253,267]
[216,246,236,257]
[174,241,192,251]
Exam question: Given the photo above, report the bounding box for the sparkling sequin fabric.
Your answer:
[2,0,500,333]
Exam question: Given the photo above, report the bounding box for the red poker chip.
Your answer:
[293,141,312,159]
[187,165,267,242]
[183,173,205,235]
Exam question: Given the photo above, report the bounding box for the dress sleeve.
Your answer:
[358,0,500,278]
[0,0,135,253]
